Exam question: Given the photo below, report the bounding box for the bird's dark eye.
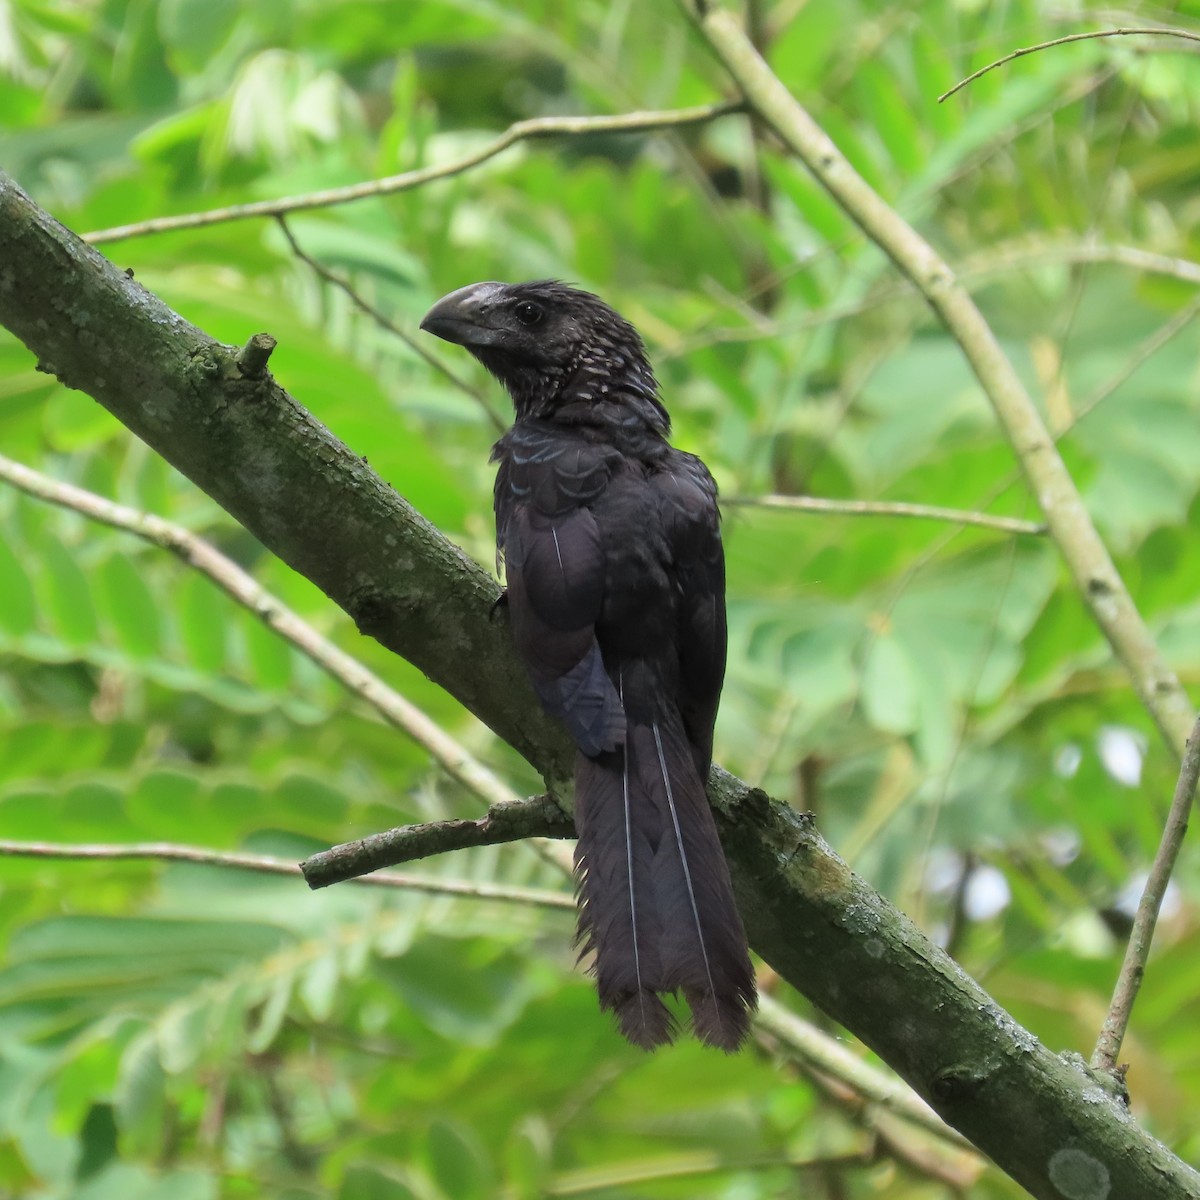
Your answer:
[514,301,543,327]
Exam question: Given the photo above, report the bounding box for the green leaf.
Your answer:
[425,1119,492,1200]
[76,1104,119,1182]
[114,1035,165,1138]
[246,974,292,1053]
[94,553,163,660]
[0,531,37,635]
[156,1001,209,1074]
[242,616,294,692]
[375,938,534,1046]
[39,534,101,645]
[42,390,124,451]
[175,573,229,675]
[860,632,919,735]
[299,953,339,1022]
[502,1116,552,1200]
[126,769,205,841]
[0,1135,38,1192]
[158,0,240,72]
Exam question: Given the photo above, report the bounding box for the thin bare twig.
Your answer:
[0,453,524,814]
[274,216,504,431]
[726,494,1046,535]
[981,239,1200,289]
[0,838,573,909]
[939,27,1200,102]
[1092,711,1200,1072]
[82,102,741,245]
[300,795,573,888]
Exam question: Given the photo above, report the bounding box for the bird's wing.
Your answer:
[652,451,727,775]
[497,424,625,756]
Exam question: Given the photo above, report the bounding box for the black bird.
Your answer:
[420,280,755,1050]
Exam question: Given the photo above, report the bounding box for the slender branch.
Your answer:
[726,494,1046,535]
[82,102,741,245]
[1092,711,1200,1071]
[970,238,1200,289]
[275,216,504,432]
[684,1,1195,758]
[0,452,528,816]
[300,795,574,889]
[940,27,1200,102]
[0,839,573,909]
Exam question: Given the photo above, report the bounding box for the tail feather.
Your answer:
[574,745,674,1048]
[574,716,755,1052]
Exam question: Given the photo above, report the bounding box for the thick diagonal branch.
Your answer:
[0,169,572,787]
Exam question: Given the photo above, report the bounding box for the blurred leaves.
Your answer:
[2,0,1200,1197]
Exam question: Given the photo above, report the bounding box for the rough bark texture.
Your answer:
[2,170,1197,1199]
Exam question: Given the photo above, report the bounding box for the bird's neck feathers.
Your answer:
[488,342,672,437]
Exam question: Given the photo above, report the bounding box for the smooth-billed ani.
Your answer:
[421,280,755,1050]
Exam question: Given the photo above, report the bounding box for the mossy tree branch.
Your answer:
[0,169,572,789]
[2,170,1197,1199]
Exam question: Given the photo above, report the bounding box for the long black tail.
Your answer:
[573,715,755,1051]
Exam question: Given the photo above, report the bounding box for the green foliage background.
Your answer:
[2,0,1200,1196]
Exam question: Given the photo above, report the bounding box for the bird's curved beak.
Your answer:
[420,281,509,347]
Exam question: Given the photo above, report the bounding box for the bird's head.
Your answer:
[420,280,668,431]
